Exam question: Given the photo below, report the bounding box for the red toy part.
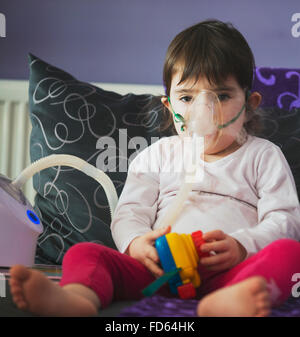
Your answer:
[191,230,209,258]
[177,282,196,299]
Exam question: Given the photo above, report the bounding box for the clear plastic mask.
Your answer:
[169,89,249,150]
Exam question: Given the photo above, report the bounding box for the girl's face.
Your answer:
[162,72,260,155]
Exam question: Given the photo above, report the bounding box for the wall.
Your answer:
[0,0,299,84]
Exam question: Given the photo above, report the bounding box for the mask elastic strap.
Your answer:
[167,96,186,132]
[217,104,245,129]
[217,89,251,129]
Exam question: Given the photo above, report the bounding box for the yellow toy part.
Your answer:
[165,233,201,289]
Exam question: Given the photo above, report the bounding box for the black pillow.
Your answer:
[256,107,300,200]
[28,54,171,265]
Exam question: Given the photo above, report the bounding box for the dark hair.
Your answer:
[159,19,263,135]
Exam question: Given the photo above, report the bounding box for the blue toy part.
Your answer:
[155,235,182,294]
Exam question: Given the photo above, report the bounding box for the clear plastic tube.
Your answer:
[11,154,119,219]
[158,92,220,229]
[157,133,203,229]
[11,136,203,230]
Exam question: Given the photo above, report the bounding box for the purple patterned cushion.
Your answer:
[118,295,300,317]
[253,67,300,109]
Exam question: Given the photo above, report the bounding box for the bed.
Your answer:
[0,54,300,317]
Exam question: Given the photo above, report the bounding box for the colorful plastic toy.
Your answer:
[142,230,208,299]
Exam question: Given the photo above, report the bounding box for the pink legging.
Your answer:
[59,238,300,309]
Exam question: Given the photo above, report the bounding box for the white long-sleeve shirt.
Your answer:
[111,134,300,257]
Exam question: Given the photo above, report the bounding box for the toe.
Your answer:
[9,278,21,290]
[256,291,271,303]
[9,272,29,310]
[14,298,28,310]
[12,292,27,309]
[255,308,270,317]
[10,287,23,298]
[257,301,271,313]
[10,288,24,303]
[255,293,271,317]
[256,291,271,307]
[9,279,23,295]
[249,276,267,294]
[10,265,30,282]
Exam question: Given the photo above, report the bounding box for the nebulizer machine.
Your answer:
[0,156,119,267]
[0,89,248,297]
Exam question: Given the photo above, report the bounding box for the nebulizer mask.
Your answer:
[171,89,250,146]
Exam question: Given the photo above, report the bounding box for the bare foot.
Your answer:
[9,265,98,317]
[197,276,271,317]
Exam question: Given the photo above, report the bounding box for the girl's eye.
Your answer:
[218,93,230,102]
[180,96,192,103]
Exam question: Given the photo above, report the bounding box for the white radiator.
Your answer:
[0,80,35,204]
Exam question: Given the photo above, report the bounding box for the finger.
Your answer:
[200,251,231,267]
[146,245,160,263]
[201,240,228,254]
[144,257,164,278]
[204,261,231,272]
[203,230,226,242]
[146,225,171,241]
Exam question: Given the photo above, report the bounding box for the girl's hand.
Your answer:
[125,226,171,278]
[200,230,247,272]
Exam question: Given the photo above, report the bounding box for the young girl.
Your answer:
[9,20,300,317]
